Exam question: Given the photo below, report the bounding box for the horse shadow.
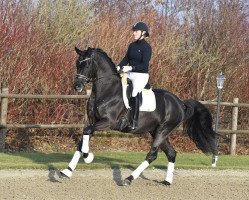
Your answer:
[96,155,160,185]
[6,151,160,185]
[111,163,165,186]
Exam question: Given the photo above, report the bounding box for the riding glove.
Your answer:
[116,65,133,73]
[116,66,121,71]
[121,66,133,72]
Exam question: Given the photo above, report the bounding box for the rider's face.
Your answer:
[133,30,142,40]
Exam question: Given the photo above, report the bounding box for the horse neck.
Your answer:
[92,54,121,99]
[95,59,116,79]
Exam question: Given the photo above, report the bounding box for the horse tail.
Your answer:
[182,99,218,154]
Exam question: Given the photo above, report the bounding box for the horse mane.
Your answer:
[90,48,117,72]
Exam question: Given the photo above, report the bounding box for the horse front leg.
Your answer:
[60,119,110,178]
[60,125,94,178]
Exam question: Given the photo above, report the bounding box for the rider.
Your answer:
[117,21,152,130]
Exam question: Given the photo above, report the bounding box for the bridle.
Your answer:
[76,57,93,83]
[78,57,91,64]
[75,52,120,85]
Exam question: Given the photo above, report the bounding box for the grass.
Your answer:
[0,152,248,170]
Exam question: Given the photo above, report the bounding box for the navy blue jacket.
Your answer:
[119,39,152,73]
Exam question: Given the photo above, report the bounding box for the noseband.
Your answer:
[76,73,89,82]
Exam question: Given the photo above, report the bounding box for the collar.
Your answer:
[135,39,145,43]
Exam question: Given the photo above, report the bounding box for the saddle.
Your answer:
[120,73,156,112]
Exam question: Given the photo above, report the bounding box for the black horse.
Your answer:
[60,47,218,186]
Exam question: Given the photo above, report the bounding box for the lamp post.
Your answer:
[212,72,225,167]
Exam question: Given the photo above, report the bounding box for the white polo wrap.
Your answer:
[131,160,149,179]
[68,151,81,171]
[165,162,175,184]
[81,135,90,153]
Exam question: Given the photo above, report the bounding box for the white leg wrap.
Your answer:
[81,135,90,153]
[212,155,218,167]
[60,168,72,178]
[131,161,149,179]
[84,152,94,163]
[68,151,82,171]
[165,162,175,184]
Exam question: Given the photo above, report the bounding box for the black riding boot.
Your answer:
[129,94,140,130]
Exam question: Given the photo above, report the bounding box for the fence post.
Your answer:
[0,87,9,152]
[230,98,238,155]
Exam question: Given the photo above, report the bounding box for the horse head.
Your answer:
[74,47,95,92]
[73,47,118,92]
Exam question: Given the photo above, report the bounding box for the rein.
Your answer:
[94,74,120,85]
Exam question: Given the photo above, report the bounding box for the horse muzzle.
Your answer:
[73,80,85,92]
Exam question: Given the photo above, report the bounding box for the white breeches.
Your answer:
[127,72,149,97]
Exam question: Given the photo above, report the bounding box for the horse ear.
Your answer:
[75,47,83,55]
[87,47,92,54]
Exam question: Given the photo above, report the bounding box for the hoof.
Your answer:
[211,163,217,167]
[161,180,171,186]
[60,169,72,178]
[121,178,132,186]
[84,152,94,164]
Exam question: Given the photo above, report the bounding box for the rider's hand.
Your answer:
[121,66,132,73]
[116,66,121,71]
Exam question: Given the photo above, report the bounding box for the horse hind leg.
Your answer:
[122,127,171,186]
[159,140,177,185]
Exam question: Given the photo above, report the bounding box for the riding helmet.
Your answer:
[132,22,149,37]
